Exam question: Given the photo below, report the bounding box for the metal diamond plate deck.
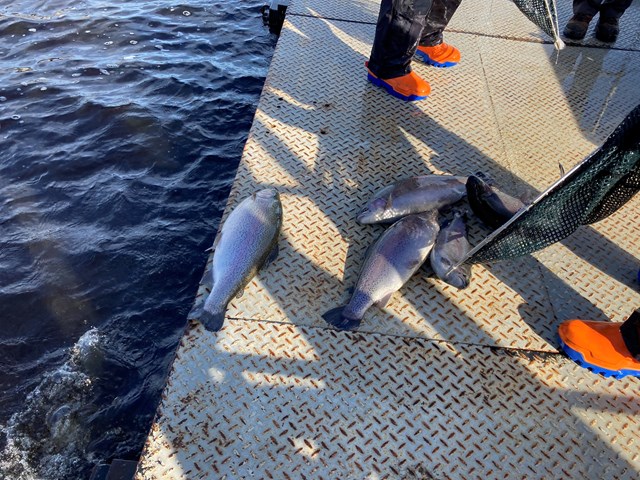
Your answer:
[289,0,640,51]
[185,15,640,351]
[137,2,640,478]
[137,321,640,479]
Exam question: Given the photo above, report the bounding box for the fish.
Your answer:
[196,188,282,331]
[323,210,440,330]
[430,210,472,289]
[357,175,467,224]
[466,174,525,228]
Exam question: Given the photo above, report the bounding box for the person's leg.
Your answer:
[573,0,601,17]
[368,0,434,79]
[596,0,633,42]
[620,309,640,361]
[415,0,462,68]
[367,0,433,101]
[599,0,633,19]
[564,0,601,40]
[419,0,463,47]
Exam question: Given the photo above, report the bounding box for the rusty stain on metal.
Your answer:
[136,321,640,479]
[179,11,640,352]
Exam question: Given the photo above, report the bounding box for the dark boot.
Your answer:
[595,17,620,43]
[563,13,593,40]
[367,0,434,79]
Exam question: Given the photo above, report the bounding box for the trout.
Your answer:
[430,210,472,289]
[197,189,282,331]
[357,175,467,224]
[466,175,525,229]
[323,210,440,330]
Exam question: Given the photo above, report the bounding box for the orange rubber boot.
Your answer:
[415,43,461,68]
[366,67,430,102]
[558,318,640,379]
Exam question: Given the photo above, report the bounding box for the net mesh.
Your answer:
[511,0,564,48]
[464,104,640,265]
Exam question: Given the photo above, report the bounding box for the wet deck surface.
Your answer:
[136,0,640,478]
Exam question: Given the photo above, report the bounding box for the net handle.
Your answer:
[447,156,591,273]
[544,0,565,50]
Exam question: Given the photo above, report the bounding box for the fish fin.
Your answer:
[235,287,245,299]
[385,193,393,210]
[375,292,393,309]
[451,207,467,219]
[187,301,203,322]
[252,192,257,200]
[439,217,452,229]
[322,306,361,331]
[558,162,566,178]
[263,243,279,267]
[201,263,213,289]
[439,204,457,217]
[205,231,222,253]
[199,309,225,332]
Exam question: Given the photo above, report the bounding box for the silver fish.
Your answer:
[197,189,282,331]
[357,175,467,224]
[323,210,440,330]
[466,174,525,229]
[430,210,472,289]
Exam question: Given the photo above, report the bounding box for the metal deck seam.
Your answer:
[286,12,376,26]
[135,4,640,477]
[286,11,640,53]
[218,317,564,356]
[137,319,640,480]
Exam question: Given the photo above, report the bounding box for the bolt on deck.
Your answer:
[135,0,640,478]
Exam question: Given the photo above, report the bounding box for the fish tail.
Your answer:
[321,306,361,331]
[199,309,226,332]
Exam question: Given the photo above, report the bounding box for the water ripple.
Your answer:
[0,0,276,478]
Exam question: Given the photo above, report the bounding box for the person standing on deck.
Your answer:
[564,0,633,43]
[366,0,462,102]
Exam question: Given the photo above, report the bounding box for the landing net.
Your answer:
[462,104,640,265]
[512,0,565,49]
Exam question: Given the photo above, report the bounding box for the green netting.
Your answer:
[463,104,640,265]
[511,0,564,49]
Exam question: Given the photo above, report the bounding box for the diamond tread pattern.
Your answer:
[466,104,640,264]
[136,321,640,480]
[289,0,640,51]
[187,16,640,348]
[136,5,640,480]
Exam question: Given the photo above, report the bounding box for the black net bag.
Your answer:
[462,104,640,265]
[511,0,565,49]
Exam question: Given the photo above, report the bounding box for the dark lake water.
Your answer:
[0,1,276,478]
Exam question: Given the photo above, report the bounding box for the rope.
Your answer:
[544,0,566,50]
